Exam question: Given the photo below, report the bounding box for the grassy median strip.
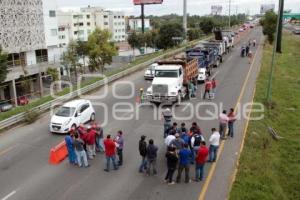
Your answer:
[230,32,300,199]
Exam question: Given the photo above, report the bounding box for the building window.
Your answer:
[86,15,90,19]
[114,16,117,18]
[79,22,84,26]
[59,35,65,39]
[50,29,57,36]
[122,16,124,18]
[118,16,120,18]
[7,52,26,67]
[87,22,91,26]
[35,49,48,63]
[74,31,78,35]
[73,15,83,19]
[118,22,121,25]
[104,15,108,18]
[58,27,65,32]
[122,22,125,25]
[49,10,56,17]
[104,22,108,25]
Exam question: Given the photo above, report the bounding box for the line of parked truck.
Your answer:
[144,29,236,105]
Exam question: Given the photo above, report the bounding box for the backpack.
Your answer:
[194,134,202,147]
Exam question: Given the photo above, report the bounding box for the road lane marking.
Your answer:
[198,32,261,200]
[1,191,16,200]
[0,146,15,157]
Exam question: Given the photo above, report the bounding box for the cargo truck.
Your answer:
[146,58,198,104]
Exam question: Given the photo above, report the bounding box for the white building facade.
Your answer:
[0,0,61,105]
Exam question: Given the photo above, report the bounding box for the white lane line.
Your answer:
[1,191,16,200]
[211,70,219,79]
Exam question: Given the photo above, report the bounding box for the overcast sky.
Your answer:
[57,0,300,16]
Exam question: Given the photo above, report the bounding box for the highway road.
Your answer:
[0,27,263,200]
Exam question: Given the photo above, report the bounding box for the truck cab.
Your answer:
[146,58,198,104]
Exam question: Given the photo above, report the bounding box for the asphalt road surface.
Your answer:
[0,27,263,200]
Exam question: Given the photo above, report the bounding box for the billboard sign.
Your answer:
[260,4,275,14]
[133,0,163,5]
[211,5,222,15]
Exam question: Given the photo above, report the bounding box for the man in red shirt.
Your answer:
[86,126,97,159]
[104,134,118,172]
[194,141,209,181]
[211,78,217,98]
[227,108,237,138]
[203,79,212,100]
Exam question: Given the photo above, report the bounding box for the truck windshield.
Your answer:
[155,70,178,78]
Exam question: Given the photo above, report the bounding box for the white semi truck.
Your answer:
[146,58,198,104]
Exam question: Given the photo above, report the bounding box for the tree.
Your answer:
[157,23,183,49]
[260,11,277,44]
[144,30,159,48]
[63,40,79,79]
[187,28,203,41]
[87,28,117,73]
[76,40,88,73]
[199,17,216,35]
[0,47,8,83]
[47,67,60,92]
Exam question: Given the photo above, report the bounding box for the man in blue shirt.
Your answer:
[176,143,192,183]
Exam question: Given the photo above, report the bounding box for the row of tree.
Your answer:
[128,14,247,50]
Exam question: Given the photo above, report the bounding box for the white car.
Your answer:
[197,68,207,82]
[144,63,158,80]
[50,99,95,134]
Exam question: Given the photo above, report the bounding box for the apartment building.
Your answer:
[0,0,62,106]
[57,9,96,48]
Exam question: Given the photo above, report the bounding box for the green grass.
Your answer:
[0,37,206,122]
[229,32,300,200]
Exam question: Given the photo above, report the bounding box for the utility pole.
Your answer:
[141,4,145,34]
[276,0,284,53]
[183,0,187,42]
[266,0,281,103]
[228,0,231,28]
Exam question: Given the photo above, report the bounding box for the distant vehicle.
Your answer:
[144,63,158,80]
[146,58,198,104]
[17,96,29,106]
[0,100,13,112]
[49,99,95,134]
[197,68,207,83]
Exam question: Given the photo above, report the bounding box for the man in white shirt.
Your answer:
[219,110,229,139]
[165,133,176,148]
[208,128,220,162]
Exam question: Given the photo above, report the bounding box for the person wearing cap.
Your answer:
[138,135,147,173]
[169,133,185,151]
[162,108,172,138]
[86,125,97,159]
[114,130,124,166]
[65,129,77,165]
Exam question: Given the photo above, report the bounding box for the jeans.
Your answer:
[75,150,88,167]
[147,158,157,175]
[219,123,227,138]
[139,156,147,172]
[209,145,219,162]
[203,89,211,99]
[117,148,123,165]
[97,137,105,152]
[228,122,234,138]
[106,155,118,171]
[67,146,77,164]
[195,163,205,180]
[176,164,190,183]
[165,168,176,183]
[86,144,96,159]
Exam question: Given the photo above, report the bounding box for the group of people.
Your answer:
[64,122,124,171]
[241,39,256,63]
[203,78,217,100]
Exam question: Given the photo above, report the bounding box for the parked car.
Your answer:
[17,96,29,106]
[49,99,95,134]
[0,100,13,112]
[144,63,158,80]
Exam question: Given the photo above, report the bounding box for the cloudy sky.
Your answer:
[57,0,300,16]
